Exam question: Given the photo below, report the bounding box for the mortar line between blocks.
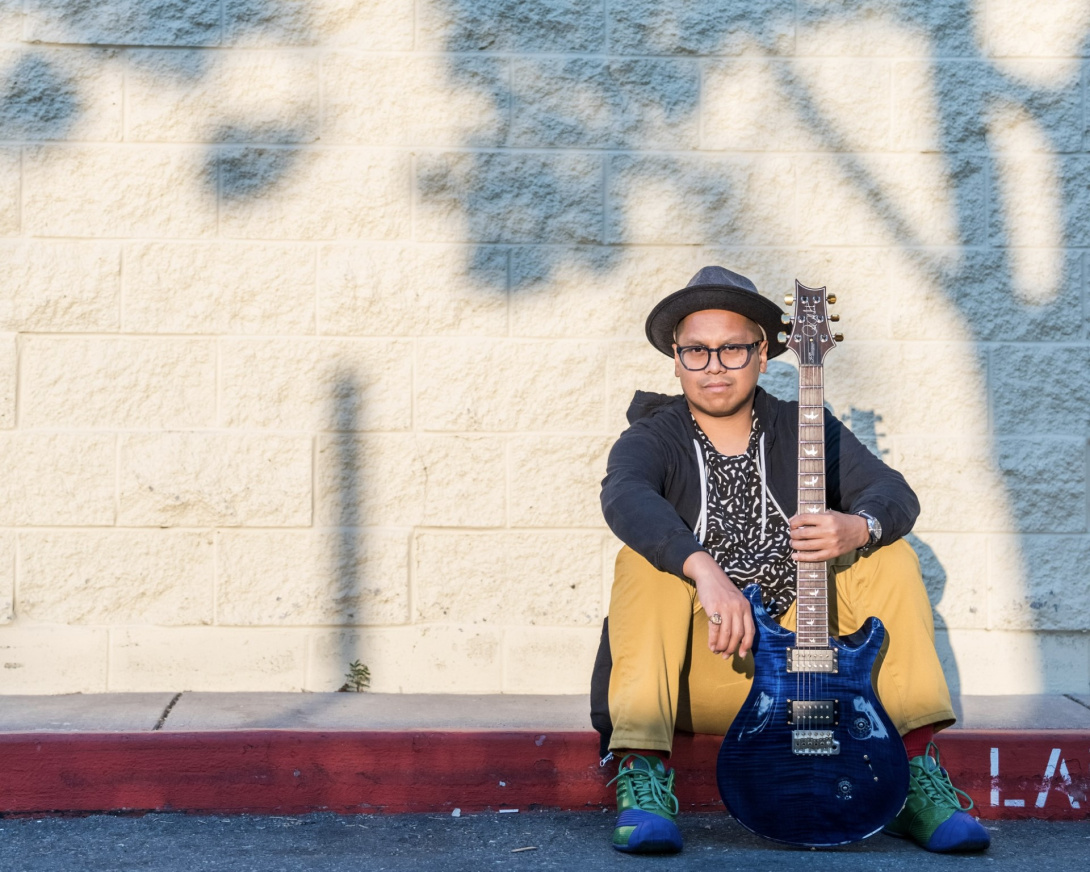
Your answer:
[1085,438,1090,536]
[505,436,512,530]
[12,331,21,429]
[10,529,19,626]
[601,152,609,247]
[310,242,320,335]
[505,54,514,143]
[15,139,23,237]
[696,57,705,150]
[504,247,512,338]
[114,433,121,525]
[409,152,417,243]
[500,625,509,692]
[407,524,417,633]
[212,527,219,627]
[105,626,113,691]
[214,335,222,427]
[119,49,128,143]
[117,241,126,333]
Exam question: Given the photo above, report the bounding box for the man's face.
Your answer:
[673,309,767,419]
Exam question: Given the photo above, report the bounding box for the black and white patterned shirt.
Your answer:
[692,412,797,616]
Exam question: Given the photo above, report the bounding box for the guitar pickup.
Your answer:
[786,648,838,673]
[791,730,841,756]
[787,699,838,726]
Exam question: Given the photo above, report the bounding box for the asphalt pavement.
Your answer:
[0,812,1085,871]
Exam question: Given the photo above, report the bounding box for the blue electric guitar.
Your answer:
[715,281,909,847]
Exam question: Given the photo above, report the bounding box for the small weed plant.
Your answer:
[339,659,371,693]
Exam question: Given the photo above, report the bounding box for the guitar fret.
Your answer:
[795,332,829,649]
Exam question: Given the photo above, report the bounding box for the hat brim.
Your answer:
[645,284,787,359]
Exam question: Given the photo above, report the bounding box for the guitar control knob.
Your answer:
[777,331,788,344]
[827,294,837,304]
[784,294,794,306]
[833,333,844,342]
[829,314,840,322]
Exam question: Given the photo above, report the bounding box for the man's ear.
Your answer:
[673,345,681,378]
[758,341,768,374]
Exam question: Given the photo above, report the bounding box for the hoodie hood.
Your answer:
[625,390,684,425]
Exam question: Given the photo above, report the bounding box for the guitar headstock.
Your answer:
[778,280,843,367]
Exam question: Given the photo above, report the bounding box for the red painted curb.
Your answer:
[0,730,1086,819]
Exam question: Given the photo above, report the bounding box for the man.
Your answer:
[591,266,989,855]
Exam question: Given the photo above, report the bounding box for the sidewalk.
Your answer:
[1,693,1088,819]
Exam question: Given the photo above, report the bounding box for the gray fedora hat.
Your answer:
[645,265,787,359]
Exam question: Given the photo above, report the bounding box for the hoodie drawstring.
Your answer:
[692,438,708,544]
[757,433,767,542]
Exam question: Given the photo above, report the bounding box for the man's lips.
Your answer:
[702,381,732,390]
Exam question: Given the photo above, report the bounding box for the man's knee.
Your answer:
[610,546,696,620]
[839,538,924,591]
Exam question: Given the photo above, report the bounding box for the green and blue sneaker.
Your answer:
[606,754,683,854]
[885,742,990,852]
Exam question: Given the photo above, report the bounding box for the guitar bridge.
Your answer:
[792,730,841,756]
[786,648,838,673]
[787,699,838,726]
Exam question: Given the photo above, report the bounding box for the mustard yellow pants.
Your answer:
[607,539,955,755]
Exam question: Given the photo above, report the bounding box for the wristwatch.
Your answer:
[856,511,882,549]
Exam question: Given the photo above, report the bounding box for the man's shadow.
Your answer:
[839,402,961,697]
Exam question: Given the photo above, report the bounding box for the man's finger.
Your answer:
[707,607,734,655]
[709,610,730,653]
[739,611,755,659]
[725,610,744,658]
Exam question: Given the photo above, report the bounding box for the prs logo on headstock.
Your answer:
[778,280,843,367]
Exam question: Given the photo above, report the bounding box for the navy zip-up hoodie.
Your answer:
[599,386,920,579]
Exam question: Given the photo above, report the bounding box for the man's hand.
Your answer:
[789,510,868,562]
[683,550,754,660]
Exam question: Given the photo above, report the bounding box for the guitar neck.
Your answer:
[796,364,829,648]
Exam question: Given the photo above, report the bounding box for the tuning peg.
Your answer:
[829,314,840,322]
[833,333,844,342]
[827,294,837,304]
[784,294,794,306]
[777,331,788,344]
[781,313,793,324]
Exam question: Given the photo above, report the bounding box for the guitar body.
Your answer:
[717,585,909,847]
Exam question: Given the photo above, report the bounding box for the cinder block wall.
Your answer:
[1,1,1088,695]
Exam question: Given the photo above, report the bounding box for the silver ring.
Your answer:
[709,612,723,625]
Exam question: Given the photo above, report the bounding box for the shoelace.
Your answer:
[912,742,974,811]
[606,754,680,816]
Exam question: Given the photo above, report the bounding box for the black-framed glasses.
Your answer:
[676,341,762,371]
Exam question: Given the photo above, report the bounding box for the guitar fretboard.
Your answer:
[796,365,828,648]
